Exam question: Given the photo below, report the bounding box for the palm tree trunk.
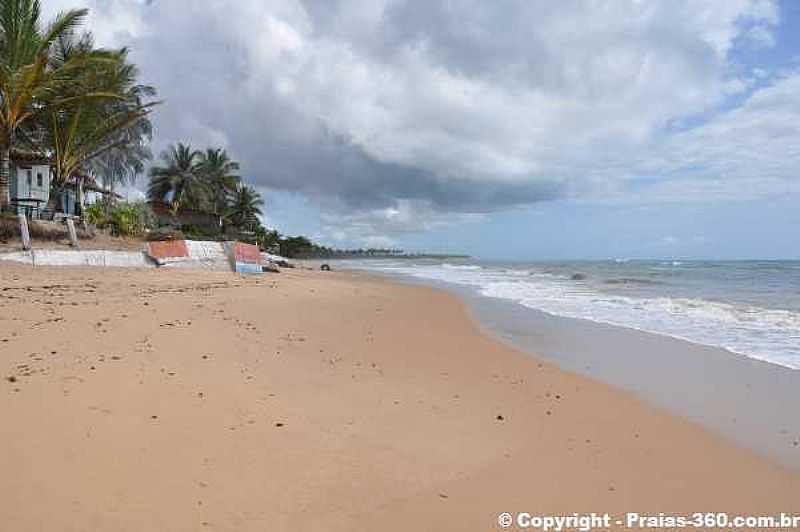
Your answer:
[0,145,11,211]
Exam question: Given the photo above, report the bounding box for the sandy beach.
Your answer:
[1,264,798,532]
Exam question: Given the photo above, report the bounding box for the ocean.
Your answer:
[341,259,800,370]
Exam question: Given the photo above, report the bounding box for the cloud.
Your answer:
[618,70,800,203]
[318,198,485,247]
[42,0,795,243]
[42,0,147,46]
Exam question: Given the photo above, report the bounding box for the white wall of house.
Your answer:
[8,163,53,217]
[11,163,52,203]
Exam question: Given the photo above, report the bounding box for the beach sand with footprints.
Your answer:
[1,263,798,531]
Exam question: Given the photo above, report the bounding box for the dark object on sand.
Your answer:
[570,273,587,281]
[321,264,332,271]
[496,414,504,421]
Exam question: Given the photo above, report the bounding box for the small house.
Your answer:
[8,151,53,218]
[8,150,117,219]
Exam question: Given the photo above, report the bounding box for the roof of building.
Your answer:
[10,149,51,166]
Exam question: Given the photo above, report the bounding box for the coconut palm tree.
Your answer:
[0,0,116,209]
[89,113,153,211]
[226,183,263,231]
[89,78,155,211]
[147,143,207,216]
[45,36,158,211]
[198,147,240,226]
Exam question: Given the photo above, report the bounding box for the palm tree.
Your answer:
[226,183,263,232]
[147,143,207,217]
[45,36,158,211]
[198,147,239,226]
[0,0,115,209]
[81,39,156,206]
[89,114,153,211]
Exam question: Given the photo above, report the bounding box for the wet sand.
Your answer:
[465,290,800,469]
[0,264,798,531]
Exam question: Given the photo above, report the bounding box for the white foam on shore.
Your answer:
[354,261,800,370]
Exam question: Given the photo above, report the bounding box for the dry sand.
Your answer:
[0,264,798,531]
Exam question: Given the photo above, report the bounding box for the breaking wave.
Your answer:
[354,261,800,370]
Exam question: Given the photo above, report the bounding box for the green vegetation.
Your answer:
[83,200,154,237]
[227,183,263,232]
[147,142,267,240]
[0,0,158,210]
[147,143,209,216]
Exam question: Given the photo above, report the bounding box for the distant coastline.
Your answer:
[300,251,471,260]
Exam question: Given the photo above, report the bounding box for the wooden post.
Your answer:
[66,218,79,248]
[18,214,31,250]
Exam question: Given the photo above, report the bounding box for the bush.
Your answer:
[145,227,185,242]
[132,201,157,231]
[83,203,107,227]
[107,201,156,237]
[109,204,140,236]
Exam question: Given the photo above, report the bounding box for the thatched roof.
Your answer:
[10,149,50,166]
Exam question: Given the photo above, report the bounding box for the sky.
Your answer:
[43,0,800,259]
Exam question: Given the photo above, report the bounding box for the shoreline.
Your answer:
[464,290,800,469]
[338,262,800,469]
[1,263,798,530]
[331,258,800,371]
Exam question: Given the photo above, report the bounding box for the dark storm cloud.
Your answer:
[47,0,791,242]
[116,0,571,216]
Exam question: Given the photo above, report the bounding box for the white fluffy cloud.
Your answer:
[42,0,146,45]
[41,0,797,243]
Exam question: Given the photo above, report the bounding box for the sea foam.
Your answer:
[354,260,800,370]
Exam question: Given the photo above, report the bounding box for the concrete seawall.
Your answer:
[0,240,287,273]
[0,249,156,268]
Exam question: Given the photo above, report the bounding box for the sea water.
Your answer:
[343,259,800,370]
